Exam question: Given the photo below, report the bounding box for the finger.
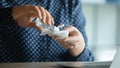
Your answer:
[56,38,74,48]
[38,6,46,23]
[32,6,42,19]
[25,5,42,19]
[63,26,78,33]
[63,26,81,41]
[63,36,80,43]
[65,40,79,47]
[51,15,54,25]
[45,10,52,25]
[26,12,38,21]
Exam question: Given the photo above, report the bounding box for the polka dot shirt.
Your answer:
[0,0,94,62]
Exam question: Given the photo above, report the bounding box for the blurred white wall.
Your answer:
[82,0,120,61]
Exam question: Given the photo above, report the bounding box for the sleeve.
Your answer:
[0,7,16,27]
[61,0,94,61]
[63,47,94,61]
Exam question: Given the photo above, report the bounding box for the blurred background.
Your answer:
[81,0,120,61]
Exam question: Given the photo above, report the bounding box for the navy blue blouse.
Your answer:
[0,0,94,62]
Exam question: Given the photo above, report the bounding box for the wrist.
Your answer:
[68,41,85,57]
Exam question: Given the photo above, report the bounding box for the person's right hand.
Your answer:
[12,5,54,29]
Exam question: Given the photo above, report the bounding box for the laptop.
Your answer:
[110,47,120,68]
[57,47,120,68]
[0,47,119,68]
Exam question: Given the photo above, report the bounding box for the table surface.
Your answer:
[0,61,111,68]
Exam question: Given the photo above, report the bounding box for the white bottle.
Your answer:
[33,18,69,39]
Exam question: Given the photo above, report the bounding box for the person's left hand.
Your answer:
[52,26,85,56]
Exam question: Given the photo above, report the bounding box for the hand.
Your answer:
[12,5,54,29]
[52,26,85,56]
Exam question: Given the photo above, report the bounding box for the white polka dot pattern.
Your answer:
[0,0,94,62]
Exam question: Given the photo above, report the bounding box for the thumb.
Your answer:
[63,26,79,35]
[63,26,81,41]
